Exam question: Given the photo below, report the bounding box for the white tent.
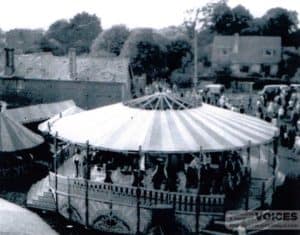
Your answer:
[38,105,84,133]
[48,93,278,153]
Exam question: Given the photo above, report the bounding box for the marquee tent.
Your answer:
[47,92,278,153]
[38,105,84,133]
[0,112,44,152]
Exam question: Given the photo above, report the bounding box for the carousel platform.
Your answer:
[27,149,276,213]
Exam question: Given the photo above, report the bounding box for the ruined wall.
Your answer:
[0,77,127,109]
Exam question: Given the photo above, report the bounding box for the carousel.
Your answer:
[37,92,278,234]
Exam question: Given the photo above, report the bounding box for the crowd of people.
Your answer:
[70,146,246,196]
[256,86,300,149]
[185,151,245,195]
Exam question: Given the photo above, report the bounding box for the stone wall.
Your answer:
[0,77,127,109]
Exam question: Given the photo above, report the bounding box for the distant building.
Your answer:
[211,34,282,77]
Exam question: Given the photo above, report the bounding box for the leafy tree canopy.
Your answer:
[41,12,102,55]
[90,24,130,56]
[6,28,44,54]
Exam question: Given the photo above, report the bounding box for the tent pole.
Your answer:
[85,140,90,228]
[196,146,202,234]
[136,146,142,235]
[272,136,278,192]
[54,132,58,212]
[247,140,251,167]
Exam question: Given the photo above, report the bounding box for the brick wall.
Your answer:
[0,77,127,109]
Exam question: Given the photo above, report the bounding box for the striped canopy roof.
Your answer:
[48,93,278,153]
[0,113,44,152]
[38,105,84,133]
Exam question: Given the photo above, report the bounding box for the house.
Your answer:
[211,34,282,77]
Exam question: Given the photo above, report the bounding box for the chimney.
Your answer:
[4,48,15,76]
[69,48,77,80]
[233,33,239,54]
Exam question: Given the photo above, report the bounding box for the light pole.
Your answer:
[191,8,201,90]
[193,29,198,89]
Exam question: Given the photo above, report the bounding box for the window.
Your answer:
[240,65,249,73]
[219,48,231,56]
[263,49,276,56]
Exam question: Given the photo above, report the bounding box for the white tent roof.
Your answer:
[48,93,278,153]
[38,105,84,133]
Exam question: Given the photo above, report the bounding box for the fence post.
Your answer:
[260,182,266,208]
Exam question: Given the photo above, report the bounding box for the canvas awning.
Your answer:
[0,113,44,152]
[38,106,84,133]
[4,100,77,124]
[48,93,278,153]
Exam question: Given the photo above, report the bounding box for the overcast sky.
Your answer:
[0,0,299,31]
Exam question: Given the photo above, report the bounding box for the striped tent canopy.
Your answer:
[0,113,44,152]
[38,106,84,133]
[48,92,278,153]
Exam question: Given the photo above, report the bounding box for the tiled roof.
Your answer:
[212,35,282,64]
[1,53,130,83]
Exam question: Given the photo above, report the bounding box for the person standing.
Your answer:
[73,149,82,177]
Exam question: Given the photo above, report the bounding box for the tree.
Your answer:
[68,12,102,54]
[120,28,156,58]
[262,8,298,45]
[122,28,192,84]
[287,29,300,47]
[278,50,300,78]
[6,29,44,53]
[130,41,165,83]
[210,2,234,35]
[231,5,253,33]
[166,38,192,73]
[241,18,265,35]
[90,25,130,56]
[210,3,253,35]
[40,20,70,55]
[41,12,102,55]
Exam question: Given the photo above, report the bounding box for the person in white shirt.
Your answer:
[73,149,82,177]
